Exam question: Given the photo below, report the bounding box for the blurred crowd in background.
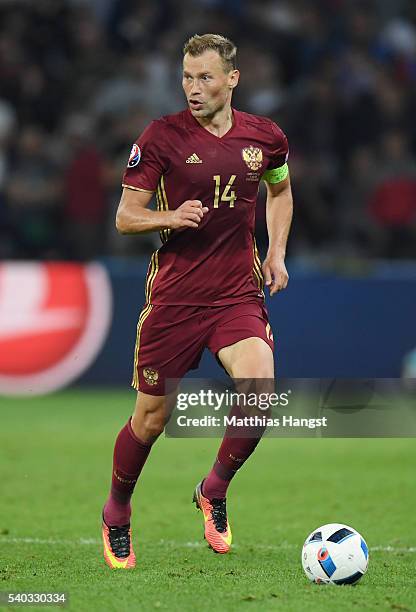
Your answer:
[0,0,416,261]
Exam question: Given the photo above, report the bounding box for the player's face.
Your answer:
[182,51,239,119]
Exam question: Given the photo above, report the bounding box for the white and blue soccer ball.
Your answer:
[302,523,369,585]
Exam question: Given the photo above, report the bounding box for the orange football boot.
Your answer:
[102,519,136,569]
[193,481,232,554]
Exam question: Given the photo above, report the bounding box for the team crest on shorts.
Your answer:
[143,367,159,386]
[127,144,141,168]
[242,146,263,171]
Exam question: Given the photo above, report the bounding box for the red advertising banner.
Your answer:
[0,262,112,395]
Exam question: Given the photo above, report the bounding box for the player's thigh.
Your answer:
[132,304,205,396]
[208,302,275,379]
[218,336,274,379]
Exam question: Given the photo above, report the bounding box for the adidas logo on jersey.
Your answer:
[186,153,203,164]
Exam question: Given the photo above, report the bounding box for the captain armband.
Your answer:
[261,163,289,184]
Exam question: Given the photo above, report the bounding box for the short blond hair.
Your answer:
[183,34,237,72]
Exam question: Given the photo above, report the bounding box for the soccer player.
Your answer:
[102,34,293,569]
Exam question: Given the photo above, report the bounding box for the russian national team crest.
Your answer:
[0,262,112,395]
[127,144,141,168]
[242,146,263,171]
[143,367,159,386]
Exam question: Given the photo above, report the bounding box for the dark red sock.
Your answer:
[103,418,152,526]
[202,405,267,500]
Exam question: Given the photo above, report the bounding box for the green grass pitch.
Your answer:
[1,389,415,611]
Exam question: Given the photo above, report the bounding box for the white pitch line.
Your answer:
[1,537,415,553]
[371,545,416,553]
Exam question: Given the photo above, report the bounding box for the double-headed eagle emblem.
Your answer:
[242,146,263,171]
[143,367,159,386]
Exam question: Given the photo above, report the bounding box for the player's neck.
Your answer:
[195,105,234,138]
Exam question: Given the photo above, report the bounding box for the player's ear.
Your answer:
[229,69,240,89]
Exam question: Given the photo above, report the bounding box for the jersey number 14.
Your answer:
[213,175,237,208]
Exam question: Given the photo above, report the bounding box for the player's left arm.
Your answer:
[262,173,293,296]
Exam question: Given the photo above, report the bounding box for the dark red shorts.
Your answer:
[131,300,274,396]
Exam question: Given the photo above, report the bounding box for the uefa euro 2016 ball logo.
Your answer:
[127,144,141,168]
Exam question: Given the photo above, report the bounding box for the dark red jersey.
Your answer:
[122,108,289,306]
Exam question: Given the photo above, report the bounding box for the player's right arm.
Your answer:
[116,188,208,234]
[118,120,208,234]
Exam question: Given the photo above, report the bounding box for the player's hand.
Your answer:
[168,200,209,229]
[262,256,289,296]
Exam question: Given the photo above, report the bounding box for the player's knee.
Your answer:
[230,361,274,379]
[223,338,274,379]
[250,362,273,378]
[132,396,167,442]
[141,407,166,440]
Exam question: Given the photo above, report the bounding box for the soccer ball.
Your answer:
[302,523,369,585]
